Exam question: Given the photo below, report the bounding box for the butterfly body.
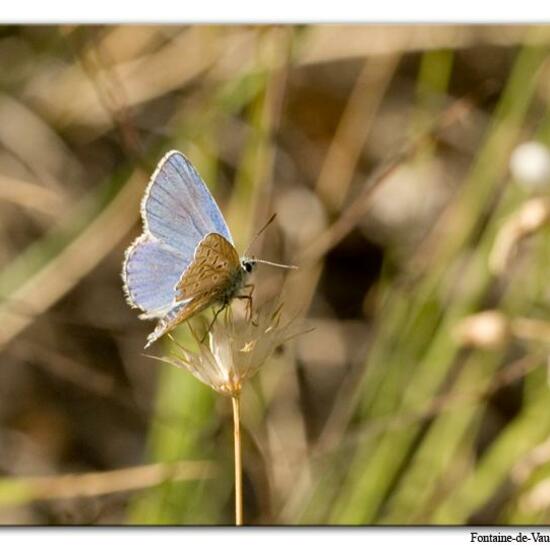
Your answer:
[122,150,256,348]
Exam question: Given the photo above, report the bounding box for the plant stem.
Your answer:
[232,394,243,525]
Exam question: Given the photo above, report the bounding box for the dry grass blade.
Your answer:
[298,25,541,65]
[0,175,65,215]
[0,460,216,507]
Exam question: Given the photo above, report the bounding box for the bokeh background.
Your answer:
[1,24,550,525]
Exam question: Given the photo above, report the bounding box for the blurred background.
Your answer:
[1,24,550,525]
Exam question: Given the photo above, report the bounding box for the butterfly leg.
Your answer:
[241,284,255,320]
[201,304,226,343]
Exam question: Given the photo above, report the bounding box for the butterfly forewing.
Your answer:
[142,151,233,253]
[175,233,241,301]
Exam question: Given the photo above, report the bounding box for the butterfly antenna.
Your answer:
[254,258,298,270]
[244,213,278,257]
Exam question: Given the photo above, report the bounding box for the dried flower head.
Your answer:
[510,141,550,190]
[150,302,297,396]
[453,310,510,350]
[489,198,550,275]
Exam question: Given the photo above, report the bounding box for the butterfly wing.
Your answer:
[145,293,216,348]
[175,233,241,301]
[123,235,188,319]
[122,151,233,320]
[145,233,242,347]
[141,150,233,253]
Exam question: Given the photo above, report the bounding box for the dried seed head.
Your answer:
[453,310,510,350]
[149,302,297,396]
[510,141,550,190]
[489,198,550,275]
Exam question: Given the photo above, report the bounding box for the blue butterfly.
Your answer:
[122,151,294,348]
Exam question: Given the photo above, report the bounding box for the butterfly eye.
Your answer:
[243,261,253,273]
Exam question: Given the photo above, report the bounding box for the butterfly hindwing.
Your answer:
[123,235,191,318]
[146,292,221,348]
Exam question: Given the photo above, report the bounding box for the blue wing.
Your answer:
[141,150,233,251]
[122,235,191,318]
[122,150,232,320]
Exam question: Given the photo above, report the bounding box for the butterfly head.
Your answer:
[241,256,298,272]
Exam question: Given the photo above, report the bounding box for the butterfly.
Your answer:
[122,150,295,348]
